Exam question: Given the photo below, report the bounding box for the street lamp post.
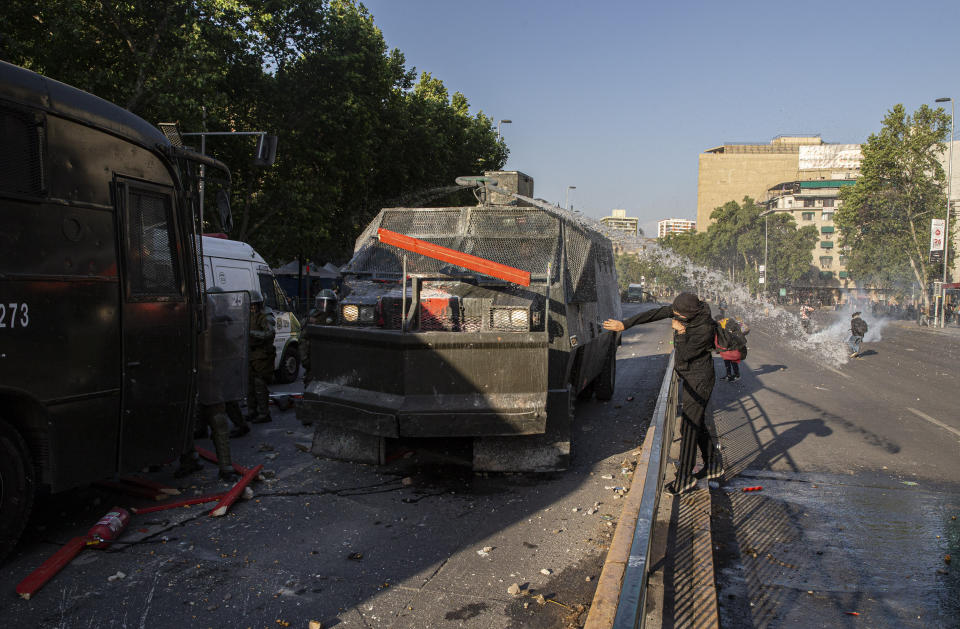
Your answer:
[565,185,576,210]
[760,208,776,298]
[496,119,512,141]
[935,97,953,328]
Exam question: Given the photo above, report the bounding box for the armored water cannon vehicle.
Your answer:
[296,172,622,471]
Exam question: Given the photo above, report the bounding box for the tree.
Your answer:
[836,104,951,306]
[1,0,507,265]
[657,197,816,295]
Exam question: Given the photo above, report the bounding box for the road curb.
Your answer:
[583,426,655,629]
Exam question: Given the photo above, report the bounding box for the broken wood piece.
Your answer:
[131,493,227,514]
[93,480,165,501]
[194,445,248,475]
[209,464,263,517]
[119,476,180,496]
[16,536,88,600]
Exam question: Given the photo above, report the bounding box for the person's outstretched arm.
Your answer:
[603,305,672,332]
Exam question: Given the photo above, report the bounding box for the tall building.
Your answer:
[600,209,639,237]
[697,136,861,232]
[657,218,696,238]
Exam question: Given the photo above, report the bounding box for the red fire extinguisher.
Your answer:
[86,507,131,549]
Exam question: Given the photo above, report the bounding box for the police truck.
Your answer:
[0,62,231,559]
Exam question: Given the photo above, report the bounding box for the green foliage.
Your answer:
[0,0,507,264]
[657,197,816,294]
[615,250,685,294]
[836,104,950,302]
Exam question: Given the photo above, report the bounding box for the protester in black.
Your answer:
[603,292,722,495]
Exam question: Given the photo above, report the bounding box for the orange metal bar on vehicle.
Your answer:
[377,227,531,287]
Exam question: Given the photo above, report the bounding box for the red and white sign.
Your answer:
[930,219,945,252]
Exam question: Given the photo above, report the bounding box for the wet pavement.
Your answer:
[710,313,960,628]
[0,303,670,629]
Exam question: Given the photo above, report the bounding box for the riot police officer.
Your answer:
[177,287,249,479]
[246,290,276,423]
[300,296,324,386]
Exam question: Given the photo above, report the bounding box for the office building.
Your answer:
[657,218,696,238]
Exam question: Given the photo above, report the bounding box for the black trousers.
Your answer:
[675,371,719,486]
[724,360,740,377]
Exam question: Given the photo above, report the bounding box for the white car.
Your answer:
[201,236,302,383]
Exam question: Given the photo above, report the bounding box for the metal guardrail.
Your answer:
[612,352,681,629]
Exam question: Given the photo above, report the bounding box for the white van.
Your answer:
[201,236,302,383]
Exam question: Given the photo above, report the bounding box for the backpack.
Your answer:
[852,317,868,336]
[715,317,748,360]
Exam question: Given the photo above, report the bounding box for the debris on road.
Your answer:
[507,583,522,596]
[742,486,763,492]
[107,571,126,582]
[540,568,552,575]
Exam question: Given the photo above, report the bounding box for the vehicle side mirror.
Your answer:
[216,189,232,232]
[253,135,278,167]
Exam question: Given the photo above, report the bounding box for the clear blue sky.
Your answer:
[362,0,960,235]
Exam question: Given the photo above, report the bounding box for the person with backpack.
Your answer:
[603,292,722,495]
[849,311,868,358]
[715,311,749,381]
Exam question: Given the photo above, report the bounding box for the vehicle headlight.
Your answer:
[342,304,359,322]
[359,306,376,323]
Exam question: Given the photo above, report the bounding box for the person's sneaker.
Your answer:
[229,424,250,438]
[722,375,732,381]
[251,414,272,424]
[664,478,697,496]
[732,375,740,381]
[849,352,858,358]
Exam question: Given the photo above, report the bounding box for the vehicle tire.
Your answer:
[0,420,35,562]
[593,345,617,401]
[276,345,300,384]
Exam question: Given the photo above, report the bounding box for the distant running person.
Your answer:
[848,311,868,358]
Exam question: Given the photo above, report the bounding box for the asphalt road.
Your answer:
[710,311,960,628]
[0,303,671,629]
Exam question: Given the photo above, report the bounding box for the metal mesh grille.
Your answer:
[490,308,528,331]
[0,105,45,196]
[127,189,180,296]
[345,207,560,278]
[564,224,597,302]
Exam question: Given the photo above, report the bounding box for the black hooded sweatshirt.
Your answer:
[622,302,716,377]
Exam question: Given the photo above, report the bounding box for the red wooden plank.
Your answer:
[119,476,180,496]
[195,445,248,475]
[209,464,263,517]
[132,493,227,514]
[377,228,531,286]
[16,536,88,600]
[94,480,165,501]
